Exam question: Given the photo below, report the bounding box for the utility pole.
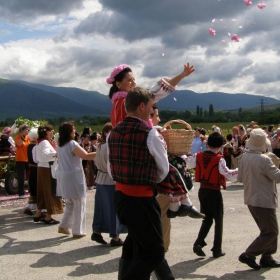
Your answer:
[257,99,267,124]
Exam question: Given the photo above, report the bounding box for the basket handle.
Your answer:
[162,119,192,130]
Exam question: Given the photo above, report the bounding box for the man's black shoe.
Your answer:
[177,205,205,219]
[91,233,108,244]
[238,253,260,270]
[260,259,280,268]
[213,251,226,258]
[193,245,206,257]
[167,209,177,218]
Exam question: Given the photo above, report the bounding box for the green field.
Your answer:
[0,121,270,137]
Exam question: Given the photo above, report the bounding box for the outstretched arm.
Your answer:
[167,63,195,87]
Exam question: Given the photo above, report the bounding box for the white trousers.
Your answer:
[59,196,86,235]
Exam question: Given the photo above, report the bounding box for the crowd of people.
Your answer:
[1,62,280,279]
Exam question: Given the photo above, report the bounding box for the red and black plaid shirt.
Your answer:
[108,117,157,187]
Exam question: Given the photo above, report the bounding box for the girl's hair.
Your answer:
[268,125,274,132]
[74,131,80,142]
[100,122,113,145]
[81,127,91,137]
[37,124,53,140]
[109,67,132,100]
[58,121,74,147]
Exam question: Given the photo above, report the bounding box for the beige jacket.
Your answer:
[238,150,280,209]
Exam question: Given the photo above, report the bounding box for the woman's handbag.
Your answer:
[51,157,58,179]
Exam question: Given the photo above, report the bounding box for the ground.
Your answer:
[1,181,280,280]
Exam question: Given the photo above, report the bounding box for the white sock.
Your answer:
[180,197,193,207]
[169,202,180,212]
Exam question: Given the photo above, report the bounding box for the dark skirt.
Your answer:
[92,184,127,238]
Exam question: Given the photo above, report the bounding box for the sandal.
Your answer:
[43,218,60,225]
[33,215,45,223]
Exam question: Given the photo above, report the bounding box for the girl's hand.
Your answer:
[181,62,195,77]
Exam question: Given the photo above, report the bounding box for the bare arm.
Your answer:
[166,62,195,87]
[72,144,96,160]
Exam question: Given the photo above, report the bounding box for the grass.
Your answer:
[0,122,271,137]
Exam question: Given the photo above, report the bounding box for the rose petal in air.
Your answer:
[173,97,177,101]
[162,53,164,56]
[208,28,216,36]
[229,207,235,211]
[232,19,236,21]
[231,34,240,42]
[244,0,252,6]
[220,19,223,21]
[212,18,215,22]
[228,32,231,36]
[257,3,266,9]
[239,26,243,28]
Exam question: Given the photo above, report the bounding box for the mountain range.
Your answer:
[0,78,279,120]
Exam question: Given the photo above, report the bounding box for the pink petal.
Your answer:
[239,26,243,28]
[257,3,266,9]
[228,32,231,36]
[244,0,252,6]
[162,53,164,56]
[231,34,240,42]
[208,28,216,36]
[229,207,235,211]
[232,19,236,21]
[220,19,223,21]
[173,97,177,101]
[212,18,216,22]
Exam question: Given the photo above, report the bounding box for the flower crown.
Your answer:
[106,64,130,84]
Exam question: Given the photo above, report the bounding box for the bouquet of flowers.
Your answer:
[11,117,47,135]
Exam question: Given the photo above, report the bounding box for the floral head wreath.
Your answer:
[106,64,130,84]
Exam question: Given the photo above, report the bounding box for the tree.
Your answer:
[196,105,200,116]
[209,104,214,117]
[199,107,203,116]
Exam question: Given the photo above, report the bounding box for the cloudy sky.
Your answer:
[0,0,279,99]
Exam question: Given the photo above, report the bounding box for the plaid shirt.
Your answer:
[108,117,157,187]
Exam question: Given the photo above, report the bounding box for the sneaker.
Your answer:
[19,195,25,199]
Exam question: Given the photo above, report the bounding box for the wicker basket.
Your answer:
[161,120,194,156]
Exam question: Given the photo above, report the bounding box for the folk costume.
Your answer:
[184,132,238,257]
[107,116,174,280]
[81,139,96,188]
[109,78,175,127]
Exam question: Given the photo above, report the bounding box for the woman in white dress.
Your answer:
[57,121,96,238]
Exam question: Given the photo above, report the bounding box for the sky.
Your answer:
[0,0,279,99]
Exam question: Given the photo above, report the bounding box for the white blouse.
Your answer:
[35,140,56,168]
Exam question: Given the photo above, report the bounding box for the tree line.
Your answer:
[2,104,280,126]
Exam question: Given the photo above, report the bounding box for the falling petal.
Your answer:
[257,3,266,9]
[173,97,177,101]
[208,28,216,36]
[228,32,231,36]
[232,19,236,21]
[225,24,228,28]
[244,0,252,6]
[222,40,226,43]
[229,207,235,211]
[162,53,164,56]
[239,26,243,28]
[251,22,255,25]
[220,19,223,21]
[212,18,216,22]
[231,34,240,42]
